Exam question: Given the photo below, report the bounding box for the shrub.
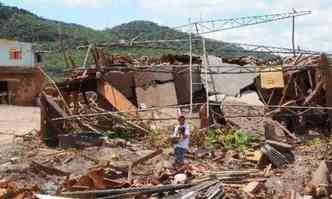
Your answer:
[207,128,257,151]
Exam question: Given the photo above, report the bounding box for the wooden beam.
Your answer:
[303,80,323,105]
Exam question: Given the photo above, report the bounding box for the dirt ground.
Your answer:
[0,105,40,144]
[0,105,328,198]
[0,105,40,146]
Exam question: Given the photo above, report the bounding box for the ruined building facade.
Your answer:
[0,39,44,105]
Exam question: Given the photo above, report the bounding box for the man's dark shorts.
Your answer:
[175,147,187,165]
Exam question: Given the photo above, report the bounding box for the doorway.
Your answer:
[0,81,9,104]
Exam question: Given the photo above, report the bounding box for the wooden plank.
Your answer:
[97,78,137,117]
[260,70,285,89]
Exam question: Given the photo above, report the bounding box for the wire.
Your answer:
[66,64,332,75]
[52,101,332,122]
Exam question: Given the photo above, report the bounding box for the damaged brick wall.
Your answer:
[0,67,44,106]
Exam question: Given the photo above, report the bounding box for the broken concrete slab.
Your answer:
[103,71,135,99]
[202,61,257,96]
[134,72,173,87]
[136,82,178,108]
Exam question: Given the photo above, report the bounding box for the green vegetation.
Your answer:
[306,137,322,146]
[207,128,257,151]
[0,4,111,43]
[305,135,332,146]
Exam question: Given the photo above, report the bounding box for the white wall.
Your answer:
[0,40,35,67]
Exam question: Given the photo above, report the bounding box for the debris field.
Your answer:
[0,42,332,199]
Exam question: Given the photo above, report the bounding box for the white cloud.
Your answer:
[137,0,269,17]
[24,0,113,8]
[137,0,332,52]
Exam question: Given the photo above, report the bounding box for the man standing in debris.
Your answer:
[171,115,190,167]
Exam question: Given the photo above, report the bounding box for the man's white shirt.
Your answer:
[172,123,190,149]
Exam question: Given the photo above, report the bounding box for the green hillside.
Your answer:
[0,3,111,44]
[0,3,247,79]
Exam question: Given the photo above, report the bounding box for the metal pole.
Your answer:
[202,38,209,126]
[189,20,193,115]
[292,10,296,56]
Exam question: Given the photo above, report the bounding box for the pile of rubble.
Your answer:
[3,47,332,199]
[3,124,332,199]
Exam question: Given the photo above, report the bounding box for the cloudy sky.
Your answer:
[2,0,331,52]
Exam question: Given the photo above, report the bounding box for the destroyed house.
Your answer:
[40,51,209,146]
[0,39,44,105]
